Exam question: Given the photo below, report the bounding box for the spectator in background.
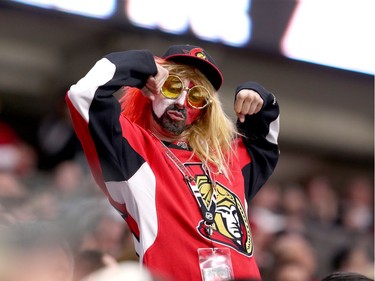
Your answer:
[61,198,130,260]
[270,232,317,281]
[303,176,345,276]
[0,171,27,207]
[340,176,373,232]
[280,184,309,232]
[0,99,37,176]
[249,183,285,271]
[79,210,126,260]
[0,167,38,225]
[273,262,314,281]
[37,95,80,170]
[321,272,374,281]
[53,161,85,197]
[52,160,100,214]
[306,176,339,225]
[1,221,74,281]
[331,246,374,280]
[73,249,117,281]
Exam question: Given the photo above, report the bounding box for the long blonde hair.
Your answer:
[120,58,239,177]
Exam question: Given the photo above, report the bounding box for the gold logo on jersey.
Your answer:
[186,163,253,256]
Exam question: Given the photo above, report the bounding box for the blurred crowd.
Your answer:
[0,99,373,281]
[250,177,374,281]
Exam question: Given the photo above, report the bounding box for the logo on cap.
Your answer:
[185,48,208,61]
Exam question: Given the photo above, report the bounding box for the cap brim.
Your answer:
[163,54,223,91]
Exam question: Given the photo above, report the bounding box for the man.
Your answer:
[66,44,279,280]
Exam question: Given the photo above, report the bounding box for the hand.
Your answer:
[141,63,169,101]
[234,89,264,123]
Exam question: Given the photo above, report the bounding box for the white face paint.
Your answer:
[152,90,187,118]
[152,78,189,118]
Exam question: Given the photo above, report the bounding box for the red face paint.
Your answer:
[185,101,202,125]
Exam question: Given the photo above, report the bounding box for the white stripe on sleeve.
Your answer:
[265,116,280,145]
[105,163,158,263]
[67,58,116,122]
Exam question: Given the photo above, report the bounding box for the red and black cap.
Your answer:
[162,44,223,91]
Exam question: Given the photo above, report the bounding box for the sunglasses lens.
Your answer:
[162,76,183,99]
[188,87,209,108]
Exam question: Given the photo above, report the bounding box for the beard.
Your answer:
[152,105,188,136]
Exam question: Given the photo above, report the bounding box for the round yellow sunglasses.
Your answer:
[161,75,212,109]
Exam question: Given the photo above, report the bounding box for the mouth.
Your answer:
[167,110,185,121]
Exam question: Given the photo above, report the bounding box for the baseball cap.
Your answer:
[162,45,223,91]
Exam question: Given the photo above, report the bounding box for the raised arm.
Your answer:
[234,81,280,201]
[66,50,157,206]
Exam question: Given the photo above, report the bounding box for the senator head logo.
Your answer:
[185,163,253,256]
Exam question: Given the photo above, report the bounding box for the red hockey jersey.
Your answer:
[66,50,279,280]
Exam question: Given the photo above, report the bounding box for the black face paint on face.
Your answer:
[152,105,189,136]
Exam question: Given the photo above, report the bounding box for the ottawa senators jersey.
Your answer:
[66,50,279,280]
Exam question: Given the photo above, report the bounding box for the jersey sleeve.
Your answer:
[235,81,280,201]
[66,50,157,211]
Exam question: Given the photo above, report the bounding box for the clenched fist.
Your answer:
[234,89,264,123]
[142,62,169,100]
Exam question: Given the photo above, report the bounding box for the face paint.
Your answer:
[152,105,188,136]
[186,105,201,125]
[151,78,203,136]
[152,91,174,118]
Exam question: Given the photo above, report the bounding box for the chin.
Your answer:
[151,112,188,138]
[162,126,185,137]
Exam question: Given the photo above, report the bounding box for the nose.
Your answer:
[174,90,188,108]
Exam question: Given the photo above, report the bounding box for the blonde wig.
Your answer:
[119,57,239,178]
